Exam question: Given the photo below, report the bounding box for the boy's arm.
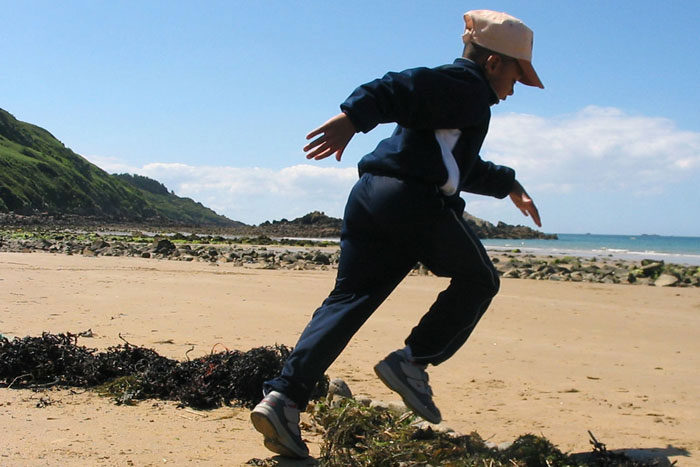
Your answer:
[340,67,489,133]
[462,156,515,199]
[304,113,357,161]
[509,180,541,227]
[463,160,541,227]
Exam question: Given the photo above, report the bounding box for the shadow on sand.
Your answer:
[571,444,690,466]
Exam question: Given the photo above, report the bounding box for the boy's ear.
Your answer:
[484,54,503,73]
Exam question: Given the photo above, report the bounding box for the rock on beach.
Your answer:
[1,231,698,287]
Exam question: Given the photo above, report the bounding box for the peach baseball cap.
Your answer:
[462,9,544,89]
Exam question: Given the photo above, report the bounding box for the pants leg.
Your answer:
[264,174,419,408]
[407,207,501,366]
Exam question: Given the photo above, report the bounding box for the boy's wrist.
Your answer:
[340,111,359,134]
[340,100,377,134]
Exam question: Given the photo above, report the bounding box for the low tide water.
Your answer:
[481,233,700,266]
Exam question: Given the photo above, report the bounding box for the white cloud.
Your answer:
[485,106,700,194]
[86,157,357,224]
[87,106,700,231]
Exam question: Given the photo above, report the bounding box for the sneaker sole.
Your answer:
[250,408,308,459]
[374,360,441,424]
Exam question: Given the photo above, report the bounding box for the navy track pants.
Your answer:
[264,173,500,408]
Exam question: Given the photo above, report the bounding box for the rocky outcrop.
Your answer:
[463,213,557,239]
[1,210,557,240]
[235,211,342,238]
[240,211,558,240]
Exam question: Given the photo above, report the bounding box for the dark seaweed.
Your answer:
[0,332,327,409]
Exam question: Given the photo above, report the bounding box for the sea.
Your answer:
[480,233,700,266]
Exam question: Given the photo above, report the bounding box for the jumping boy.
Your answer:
[251,10,544,458]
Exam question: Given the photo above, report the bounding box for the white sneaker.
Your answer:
[374,350,442,423]
[250,391,309,458]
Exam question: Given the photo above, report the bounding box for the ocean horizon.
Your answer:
[480,233,700,266]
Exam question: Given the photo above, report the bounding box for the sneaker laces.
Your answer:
[282,394,302,426]
[407,360,434,396]
[264,391,302,435]
[419,370,434,397]
[398,348,435,398]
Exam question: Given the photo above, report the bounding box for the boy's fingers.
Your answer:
[303,135,325,152]
[532,211,542,227]
[528,200,541,227]
[305,147,327,160]
[306,127,325,140]
[304,113,353,162]
[306,143,334,160]
[527,204,542,227]
[509,182,541,227]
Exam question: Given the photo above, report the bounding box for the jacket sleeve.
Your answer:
[461,156,516,199]
[340,67,490,133]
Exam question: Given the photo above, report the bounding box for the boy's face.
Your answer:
[484,55,522,103]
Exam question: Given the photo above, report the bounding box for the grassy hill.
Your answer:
[0,108,240,226]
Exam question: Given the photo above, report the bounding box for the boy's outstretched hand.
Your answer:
[304,113,356,161]
[509,180,542,227]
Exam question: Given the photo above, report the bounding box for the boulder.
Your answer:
[639,261,664,277]
[369,400,389,411]
[387,400,410,416]
[32,238,54,250]
[655,274,679,287]
[151,238,175,254]
[327,378,352,400]
[279,253,296,264]
[312,251,331,265]
[90,239,109,251]
[412,420,455,434]
[356,396,372,407]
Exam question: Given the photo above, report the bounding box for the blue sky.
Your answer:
[3,1,699,235]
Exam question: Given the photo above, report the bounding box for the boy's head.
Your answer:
[461,10,543,100]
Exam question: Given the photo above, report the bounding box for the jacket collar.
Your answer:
[453,58,499,106]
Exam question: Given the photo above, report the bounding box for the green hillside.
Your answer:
[0,108,239,226]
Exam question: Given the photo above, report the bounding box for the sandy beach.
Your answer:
[1,251,698,466]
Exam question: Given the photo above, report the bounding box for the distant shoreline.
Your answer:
[481,233,700,267]
[1,229,697,288]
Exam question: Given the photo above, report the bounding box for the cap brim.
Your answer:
[517,59,544,89]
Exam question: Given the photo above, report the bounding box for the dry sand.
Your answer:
[1,251,698,466]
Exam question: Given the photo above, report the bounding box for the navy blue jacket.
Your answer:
[340,58,515,200]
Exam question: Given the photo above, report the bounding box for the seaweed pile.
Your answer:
[0,333,673,466]
[0,332,327,409]
[305,398,668,467]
